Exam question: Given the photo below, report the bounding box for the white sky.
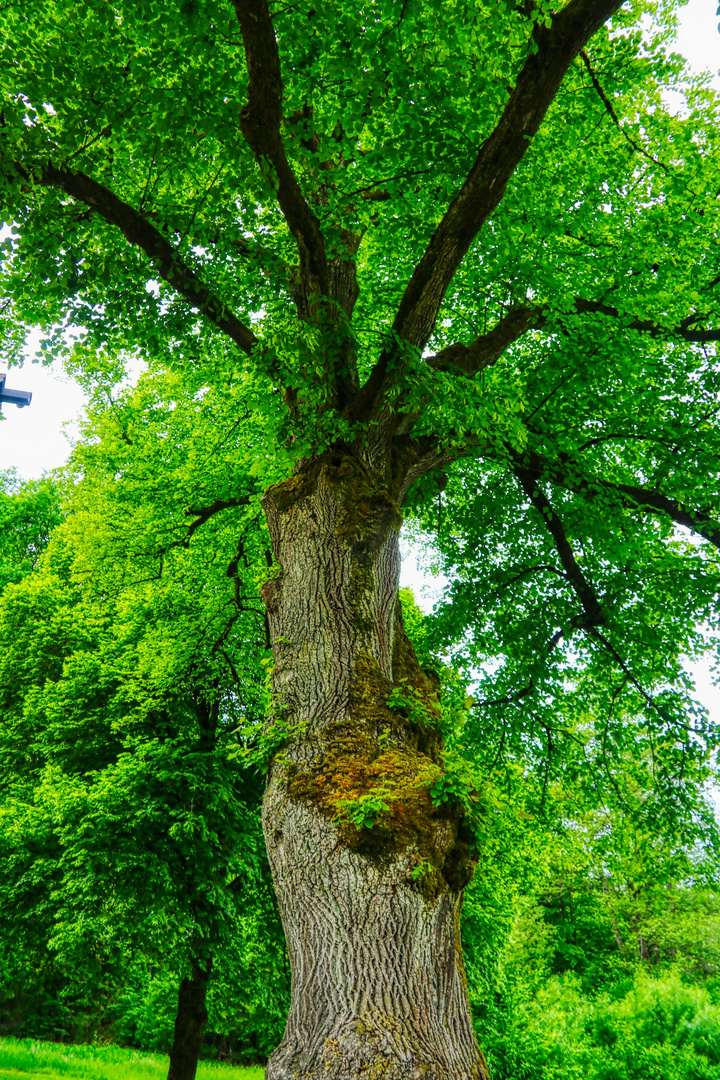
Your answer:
[1,2,718,717]
[674,0,720,74]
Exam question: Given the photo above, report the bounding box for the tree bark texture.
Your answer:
[166,960,211,1080]
[260,455,486,1080]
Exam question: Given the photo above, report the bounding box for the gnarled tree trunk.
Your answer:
[167,959,211,1080]
[261,454,486,1080]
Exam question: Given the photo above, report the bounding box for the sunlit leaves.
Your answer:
[0,361,273,1012]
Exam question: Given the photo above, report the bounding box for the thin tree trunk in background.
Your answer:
[261,455,486,1080]
[166,959,211,1080]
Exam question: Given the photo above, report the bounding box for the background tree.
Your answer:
[0,470,63,590]
[0,367,279,1080]
[2,0,720,1077]
[460,785,720,1080]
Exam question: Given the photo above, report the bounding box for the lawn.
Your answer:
[0,1038,265,1080]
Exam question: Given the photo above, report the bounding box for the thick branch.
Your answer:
[232,0,329,305]
[428,295,720,380]
[612,481,720,548]
[156,496,252,555]
[354,0,623,426]
[515,449,720,549]
[480,467,692,729]
[184,497,252,544]
[390,0,626,354]
[28,163,258,354]
[572,298,720,343]
[427,304,539,374]
[473,467,609,714]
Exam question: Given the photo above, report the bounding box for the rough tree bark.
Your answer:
[167,960,212,1080]
[260,454,485,1080]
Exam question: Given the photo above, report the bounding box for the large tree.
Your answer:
[0,371,270,1080]
[2,1,719,1077]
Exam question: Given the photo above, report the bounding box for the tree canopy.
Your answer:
[2,0,718,739]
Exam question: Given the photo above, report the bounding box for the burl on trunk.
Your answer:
[260,454,486,1080]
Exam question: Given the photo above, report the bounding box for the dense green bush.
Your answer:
[0,876,288,1064]
[477,969,720,1080]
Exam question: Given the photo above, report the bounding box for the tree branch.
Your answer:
[184,497,252,544]
[571,297,720,343]
[514,464,606,624]
[353,0,631,426]
[389,0,627,354]
[579,50,672,176]
[232,0,329,308]
[25,162,258,355]
[426,304,539,375]
[478,466,700,736]
[155,496,252,555]
[427,294,720,381]
[514,449,720,549]
[611,481,720,548]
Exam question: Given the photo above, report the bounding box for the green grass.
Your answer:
[0,1038,264,1080]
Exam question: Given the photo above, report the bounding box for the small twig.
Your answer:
[580,50,673,176]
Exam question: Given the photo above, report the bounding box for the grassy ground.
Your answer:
[0,1038,265,1080]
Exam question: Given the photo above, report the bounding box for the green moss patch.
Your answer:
[285,649,476,901]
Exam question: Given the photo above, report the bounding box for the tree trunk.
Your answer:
[166,959,211,1080]
[260,454,487,1080]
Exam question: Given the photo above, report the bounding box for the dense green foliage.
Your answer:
[0,471,63,590]
[2,0,718,829]
[461,784,720,1078]
[2,0,720,1073]
[0,374,288,1060]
